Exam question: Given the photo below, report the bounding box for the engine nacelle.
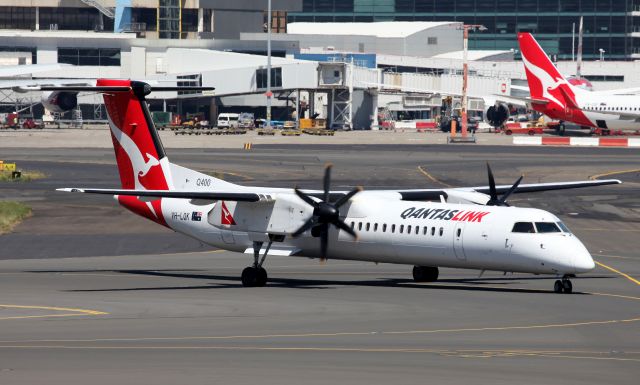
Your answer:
[485,101,510,128]
[41,91,78,113]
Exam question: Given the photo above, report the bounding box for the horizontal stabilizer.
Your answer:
[57,188,260,202]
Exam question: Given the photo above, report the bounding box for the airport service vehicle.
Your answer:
[518,33,640,135]
[217,113,239,128]
[53,80,620,293]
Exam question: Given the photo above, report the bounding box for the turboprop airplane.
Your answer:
[52,80,620,293]
[518,32,640,135]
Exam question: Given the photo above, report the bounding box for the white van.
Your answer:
[216,113,239,128]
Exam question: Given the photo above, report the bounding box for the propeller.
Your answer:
[485,163,523,206]
[292,164,362,261]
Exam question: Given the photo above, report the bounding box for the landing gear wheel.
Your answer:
[562,279,573,294]
[255,267,268,287]
[412,266,439,282]
[554,280,564,293]
[241,267,258,287]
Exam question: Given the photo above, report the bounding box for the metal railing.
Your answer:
[80,0,115,19]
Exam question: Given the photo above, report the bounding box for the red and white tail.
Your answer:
[518,33,584,110]
[99,79,173,226]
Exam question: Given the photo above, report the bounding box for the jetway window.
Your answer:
[256,68,282,89]
[58,48,120,66]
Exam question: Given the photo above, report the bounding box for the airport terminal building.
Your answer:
[2,0,640,129]
[290,0,640,60]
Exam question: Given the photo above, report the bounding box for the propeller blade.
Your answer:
[498,175,524,205]
[294,187,319,208]
[292,217,317,237]
[319,223,329,261]
[323,164,332,202]
[334,186,362,209]
[333,218,358,239]
[487,163,498,203]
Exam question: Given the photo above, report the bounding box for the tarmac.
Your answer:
[0,131,639,384]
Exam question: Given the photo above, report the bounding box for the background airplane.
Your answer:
[518,32,640,135]
[53,80,620,293]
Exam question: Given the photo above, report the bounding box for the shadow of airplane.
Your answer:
[27,268,610,295]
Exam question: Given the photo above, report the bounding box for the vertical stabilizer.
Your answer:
[99,78,173,226]
[517,33,584,110]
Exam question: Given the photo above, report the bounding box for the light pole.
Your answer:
[460,24,486,138]
[266,0,272,129]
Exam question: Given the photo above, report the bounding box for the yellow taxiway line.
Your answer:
[0,304,108,321]
[589,168,640,180]
[596,261,640,287]
[417,166,454,188]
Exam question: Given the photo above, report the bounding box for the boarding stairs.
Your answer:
[80,0,115,19]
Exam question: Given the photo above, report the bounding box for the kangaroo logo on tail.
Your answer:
[518,33,577,110]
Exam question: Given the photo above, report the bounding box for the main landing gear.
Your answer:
[553,276,573,294]
[412,266,439,282]
[241,241,272,287]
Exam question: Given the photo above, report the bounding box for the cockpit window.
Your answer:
[556,222,571,233]
[512,222,535,233]
[535,222,561,233]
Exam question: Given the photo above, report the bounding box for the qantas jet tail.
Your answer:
[517,33,585,110]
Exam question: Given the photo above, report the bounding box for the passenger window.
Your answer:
[439,227,444,236]
[383,224,387,232]
[391,224,395,233]
[374,223,378,232]
[423,226,427,235]
[535,222,561,233]
[512,222,535,233]
[366,223,370,231]
[431,227,435,236]
[407,225,412,234]
[350,222,354,229]
[456,228,461,237]
[358,222,362,231]
[415,226,419,235]
[400,225,404,234]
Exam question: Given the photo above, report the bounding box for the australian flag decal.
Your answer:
[191,211,202,222]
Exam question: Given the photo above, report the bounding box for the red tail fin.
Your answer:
[98,79,172,226]
[517,33,578,110]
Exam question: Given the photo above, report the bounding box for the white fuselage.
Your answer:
[573,91,640,130]
[157,193,595,277]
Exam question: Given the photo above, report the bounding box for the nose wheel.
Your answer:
[553,277,573,294]
[241,240,272,287]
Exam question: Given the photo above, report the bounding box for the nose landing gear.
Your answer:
[553,276,573,294]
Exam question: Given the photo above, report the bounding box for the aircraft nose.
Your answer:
[571,238,595,274]
[574,251,596,273]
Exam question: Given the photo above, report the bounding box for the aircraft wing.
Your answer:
[57,188,262,202]
[1,78,96,91]
[395,179,621,202]
[0,63,71,77]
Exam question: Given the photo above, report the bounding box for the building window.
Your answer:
[58,48,120,66]
[256,67,283,89]
[265,10,287,33]
[0,7,36,30]
[0,46,37,64]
